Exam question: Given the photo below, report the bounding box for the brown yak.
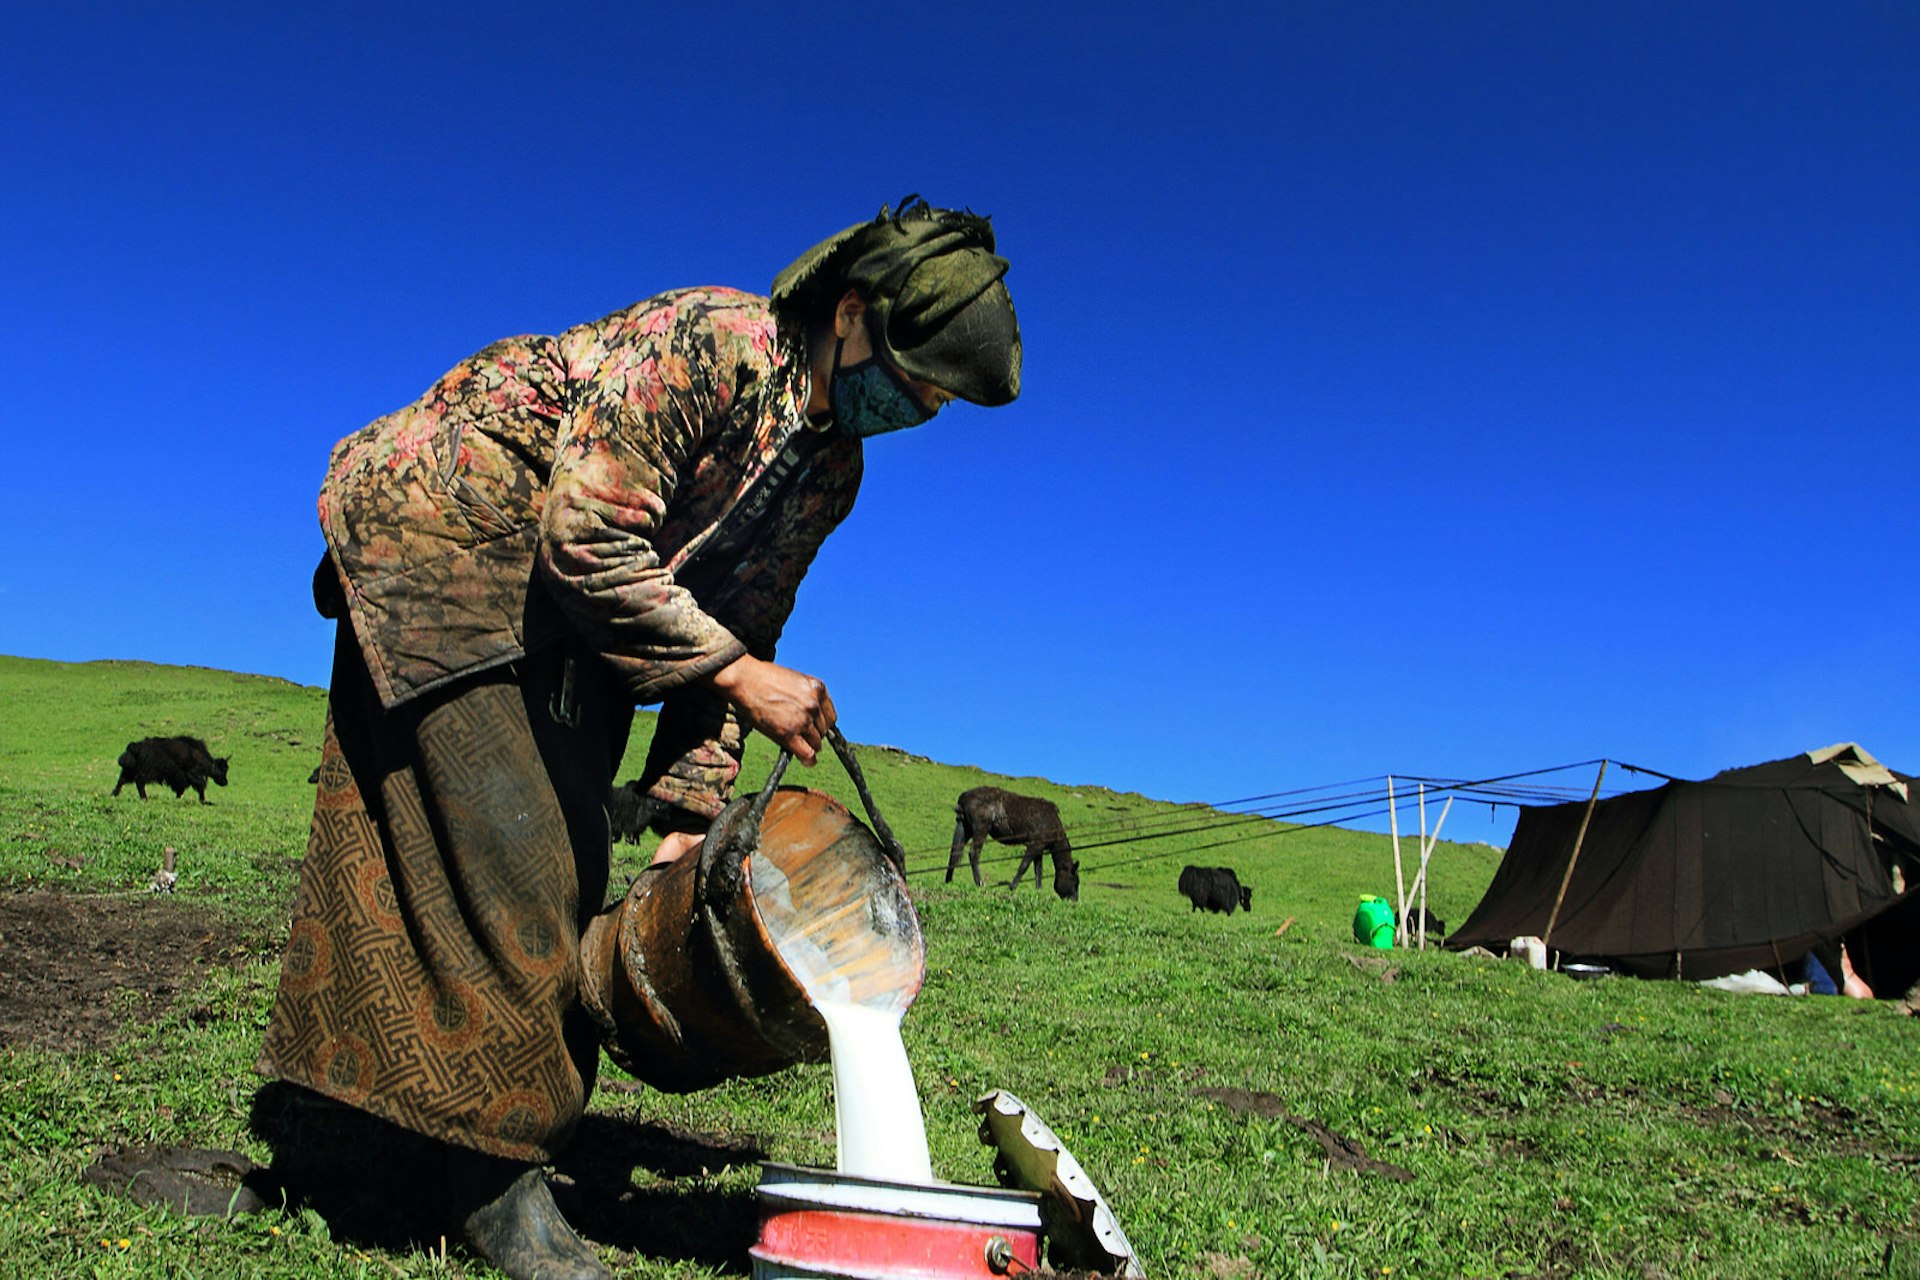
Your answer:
[948,786,1078,900]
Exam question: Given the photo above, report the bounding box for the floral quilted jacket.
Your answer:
[317,287,861,816]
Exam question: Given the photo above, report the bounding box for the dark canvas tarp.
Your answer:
[1448,744,1920,988]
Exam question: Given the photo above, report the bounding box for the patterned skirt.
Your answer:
[258,624,631,1162]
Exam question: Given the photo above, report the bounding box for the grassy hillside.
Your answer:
[2,654,1916,1279]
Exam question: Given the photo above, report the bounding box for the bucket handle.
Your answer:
[687,752,794,1047]
[695,748,793,917]
[693,728,909,921]
[825,727,909,873]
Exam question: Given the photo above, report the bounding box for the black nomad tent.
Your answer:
[1448,744,1920,994]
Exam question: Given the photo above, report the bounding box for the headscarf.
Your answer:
[772,196,1021,406]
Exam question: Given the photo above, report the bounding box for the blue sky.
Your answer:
[2,3,1914,847]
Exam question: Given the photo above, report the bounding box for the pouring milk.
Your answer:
[757,853,934,1183]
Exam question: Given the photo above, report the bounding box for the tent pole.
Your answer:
[1542,759,1609,968]
[1397,783,1425,945]
[1402,796,1454,944]
[1389,776,1407,943]
[1411,784,1427,945]
[1413,796,1453,949]
[1413,785,1424,948]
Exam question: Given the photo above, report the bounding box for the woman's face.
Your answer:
[808,290,953,417]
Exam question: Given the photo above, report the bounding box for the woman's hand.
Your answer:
[650,830,704,867]
[709,654,836,764]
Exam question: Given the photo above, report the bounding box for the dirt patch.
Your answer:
[1188,1085,1415,1182]
[0,890,257,1052]
[1200,1252,1259,1278]
[1289,1116,1415,1182]
[1192,1086,1288,1119]
[1675,1091,1888,1159]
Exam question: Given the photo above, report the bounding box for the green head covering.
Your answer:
[772,196,1022,406]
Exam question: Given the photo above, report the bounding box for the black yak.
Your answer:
[1406,906,1447,942]
[1178,865,1252,915]
[112,736,229,803]
[949,786,1078,900]
[606,780,663,845]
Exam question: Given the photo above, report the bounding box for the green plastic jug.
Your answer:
[1353,896,1395,949]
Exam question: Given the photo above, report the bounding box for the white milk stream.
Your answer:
[754,847,934,1183]
[815,998,934,1183]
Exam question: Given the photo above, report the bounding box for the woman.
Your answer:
[258,198,1020,1279]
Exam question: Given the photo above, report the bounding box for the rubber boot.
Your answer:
[447,1150,609,1280]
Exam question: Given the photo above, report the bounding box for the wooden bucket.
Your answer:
[579,787,924,1093]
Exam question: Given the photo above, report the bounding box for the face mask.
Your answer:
[828,337,941,438]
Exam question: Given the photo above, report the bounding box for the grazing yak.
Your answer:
[1178,864,1252,915]
[112,736,229,803]
[606,780,663,845]
[949,786,1079,901]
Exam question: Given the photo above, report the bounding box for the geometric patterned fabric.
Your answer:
[259,625,631,1162]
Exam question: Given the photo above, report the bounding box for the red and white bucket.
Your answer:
[750,1162,1044,1279]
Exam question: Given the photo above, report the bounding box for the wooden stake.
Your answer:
[1412,785,1428,944]
[1541,759,1609,964]
[1414,796,1453,949]
[1401,796,1453,948]
[1388,775,1406,942]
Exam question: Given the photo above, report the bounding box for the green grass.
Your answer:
[2,653,1917,1279]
